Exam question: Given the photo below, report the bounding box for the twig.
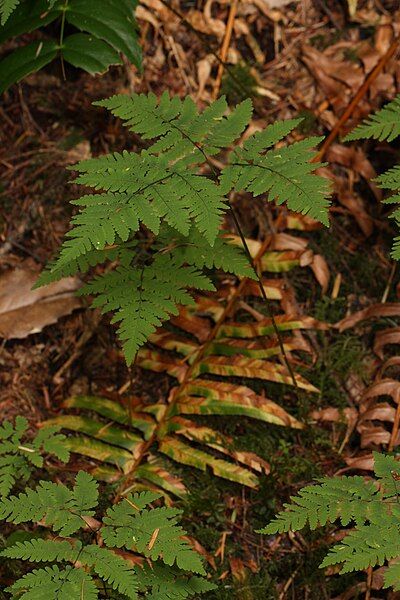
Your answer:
[381,262,397,303]
[314,36,400,161]
[389,388,400,452]
[158,0,254,105]
[365,565,373,600]
[213,0,239,99]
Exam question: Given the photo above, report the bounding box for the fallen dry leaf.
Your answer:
[0,265,82,339]
[336,303,400,332]
[374,327,400,359]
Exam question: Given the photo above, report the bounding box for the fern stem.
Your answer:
[228,200,298,389]
[167,123,299,388]
[59,0,69,81]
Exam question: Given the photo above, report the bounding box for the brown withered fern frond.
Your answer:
[335,303,400,471]
[45,219,328,498]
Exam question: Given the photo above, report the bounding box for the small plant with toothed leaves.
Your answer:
[37,92,331,365]
[0,416,69,498]
[0,419,215,599]
[0,0,141,94]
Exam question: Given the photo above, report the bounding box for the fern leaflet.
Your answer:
[0,0,20,24]
[7,565,99,600]
[102,492,205,574]
[81,254,214,363]
[345,95,400,142]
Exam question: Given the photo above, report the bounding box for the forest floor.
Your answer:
[1,1,400,598]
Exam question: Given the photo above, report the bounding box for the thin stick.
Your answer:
[229,201,299,388]
[381,262,397,303]
[158,0,253,105]
[213,0,239,99]
[365,565,373,600]
[313,36,400,162]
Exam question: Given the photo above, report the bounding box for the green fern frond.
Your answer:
[7,565,99,600]
[136,564,216,599]
[1,538,79,562]
[102,492,205,574]
[82,255,214,363]
[0,471,98,535]
[384,561,400,591]
[1,472,212,599]
[39,93,330,360]
[260,476,379,534]
[262,453,400,591]
[320,524,400,573]
[80,545,138,599]
[221,136,330,225]
[345,95,400,142]
[0,0,20,24]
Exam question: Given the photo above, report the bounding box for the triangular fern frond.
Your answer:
[38,93,330,359]
[1,471,213,599]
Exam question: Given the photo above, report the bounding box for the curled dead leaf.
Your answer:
[336,303,400,332]
[0,265,82,339]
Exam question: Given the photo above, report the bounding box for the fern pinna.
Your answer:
[38,92,330,365]
[346,93,400,259]
[261,452,400,592]
[45,220,328,496]
[0,469,215,598]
